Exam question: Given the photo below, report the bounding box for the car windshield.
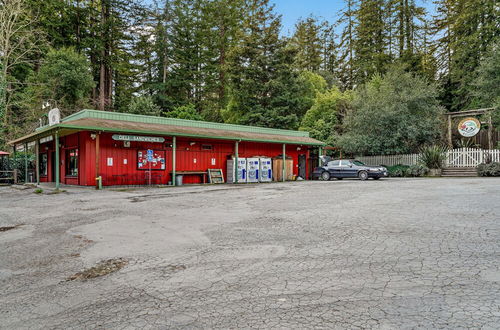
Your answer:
[353,160,365,166]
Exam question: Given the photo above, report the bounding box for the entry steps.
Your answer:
[441,167,478,177]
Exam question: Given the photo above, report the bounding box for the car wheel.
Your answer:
[321,171,331,181]
[373,177,380,180]
[358,171,368,181]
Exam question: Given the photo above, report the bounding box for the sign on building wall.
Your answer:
[137,150,165,170]
[112,134,165,143]
[458,118,481,137]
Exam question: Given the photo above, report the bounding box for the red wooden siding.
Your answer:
[40,131,316,186]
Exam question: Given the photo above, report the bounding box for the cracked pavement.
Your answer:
[1,178,499,329]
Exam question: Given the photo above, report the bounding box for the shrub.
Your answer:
[387,164,409,177]
[419,145,447,169]
[34,188,43,194]
[407,164,429,177]
[477,162,500,176]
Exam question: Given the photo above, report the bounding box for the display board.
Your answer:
[137,150,166,170]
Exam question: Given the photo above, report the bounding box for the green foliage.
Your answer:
[296,71,328,117]
[5,152,35,182]
[387,164,428,177]
[34,188,43,194]
[290,17,323,72]
[387,164,409,177]
[127,96,161,117]
[433,0,499,111]
[224,0,303,129]
[407,164,429,177]
[477,163,500,177]
[419,145,448,169]
[21,48,94,118]
[300,87,352,142]
[166,104,203,121]
[472,40,500,129]
[335,66,444,155]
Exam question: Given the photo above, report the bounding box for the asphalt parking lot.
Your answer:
[1,178,499,329]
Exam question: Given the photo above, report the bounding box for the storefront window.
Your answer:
[40,153,48,176]
[66,149,78,176]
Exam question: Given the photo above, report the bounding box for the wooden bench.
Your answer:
[171,171,208,184]
[0,170,18,185]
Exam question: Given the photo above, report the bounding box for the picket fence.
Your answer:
[356,148,500,168]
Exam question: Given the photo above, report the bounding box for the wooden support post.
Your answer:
[234,141,239,184]
[35,140,40,185]
[95,133,100,189]
[24,142,28,183]
[488,112,493,150]
[282,144,286,182]
[172,136,176,186]
[447,115,453,148]
[12,145,16,182]
[55,132,60,189]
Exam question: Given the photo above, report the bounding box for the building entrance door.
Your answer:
[298,154,306,179]
[50,151,55,182]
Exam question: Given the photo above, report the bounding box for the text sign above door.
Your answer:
[112,134,165,143]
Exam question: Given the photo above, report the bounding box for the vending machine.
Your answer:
[227,158,247,183]
[246,157,260,183]
[259,157,272,182]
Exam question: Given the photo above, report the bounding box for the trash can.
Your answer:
[175,175,183,186]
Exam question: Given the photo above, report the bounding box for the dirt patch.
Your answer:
[0,225,21,232]
[166,264,186,272]
[66,258,128,281]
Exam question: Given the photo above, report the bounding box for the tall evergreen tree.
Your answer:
[353,0,389,85]
[337,0,358,89]
[290,17,323,72]
[432,0,499,111]
[224,0,302,129]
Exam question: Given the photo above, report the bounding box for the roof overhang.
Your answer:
[9,119,326,147]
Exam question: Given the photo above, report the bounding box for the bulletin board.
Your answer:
[137,150,166,170]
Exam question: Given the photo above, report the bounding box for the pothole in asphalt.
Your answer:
[66,258,128,281]
[0,225,21,232]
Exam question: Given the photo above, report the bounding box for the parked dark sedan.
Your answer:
[313,158,388,181]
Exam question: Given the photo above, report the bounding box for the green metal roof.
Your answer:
[13,109,325,146]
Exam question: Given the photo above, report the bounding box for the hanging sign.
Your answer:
[458,117,481,137]
[112,134,165,143]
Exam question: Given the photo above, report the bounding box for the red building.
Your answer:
[10,110,324,188]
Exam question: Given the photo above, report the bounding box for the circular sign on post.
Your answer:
[458,117,481,137]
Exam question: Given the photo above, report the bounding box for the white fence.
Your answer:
[357,148,500,168]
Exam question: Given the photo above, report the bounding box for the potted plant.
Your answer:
[419,145,448,176]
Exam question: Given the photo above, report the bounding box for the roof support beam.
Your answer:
[24,143,28,183]
[172,136,176,186]
[35,139,40,185]
[234,141,239,184]
[282,144,286,182]
[55,132,60,189]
